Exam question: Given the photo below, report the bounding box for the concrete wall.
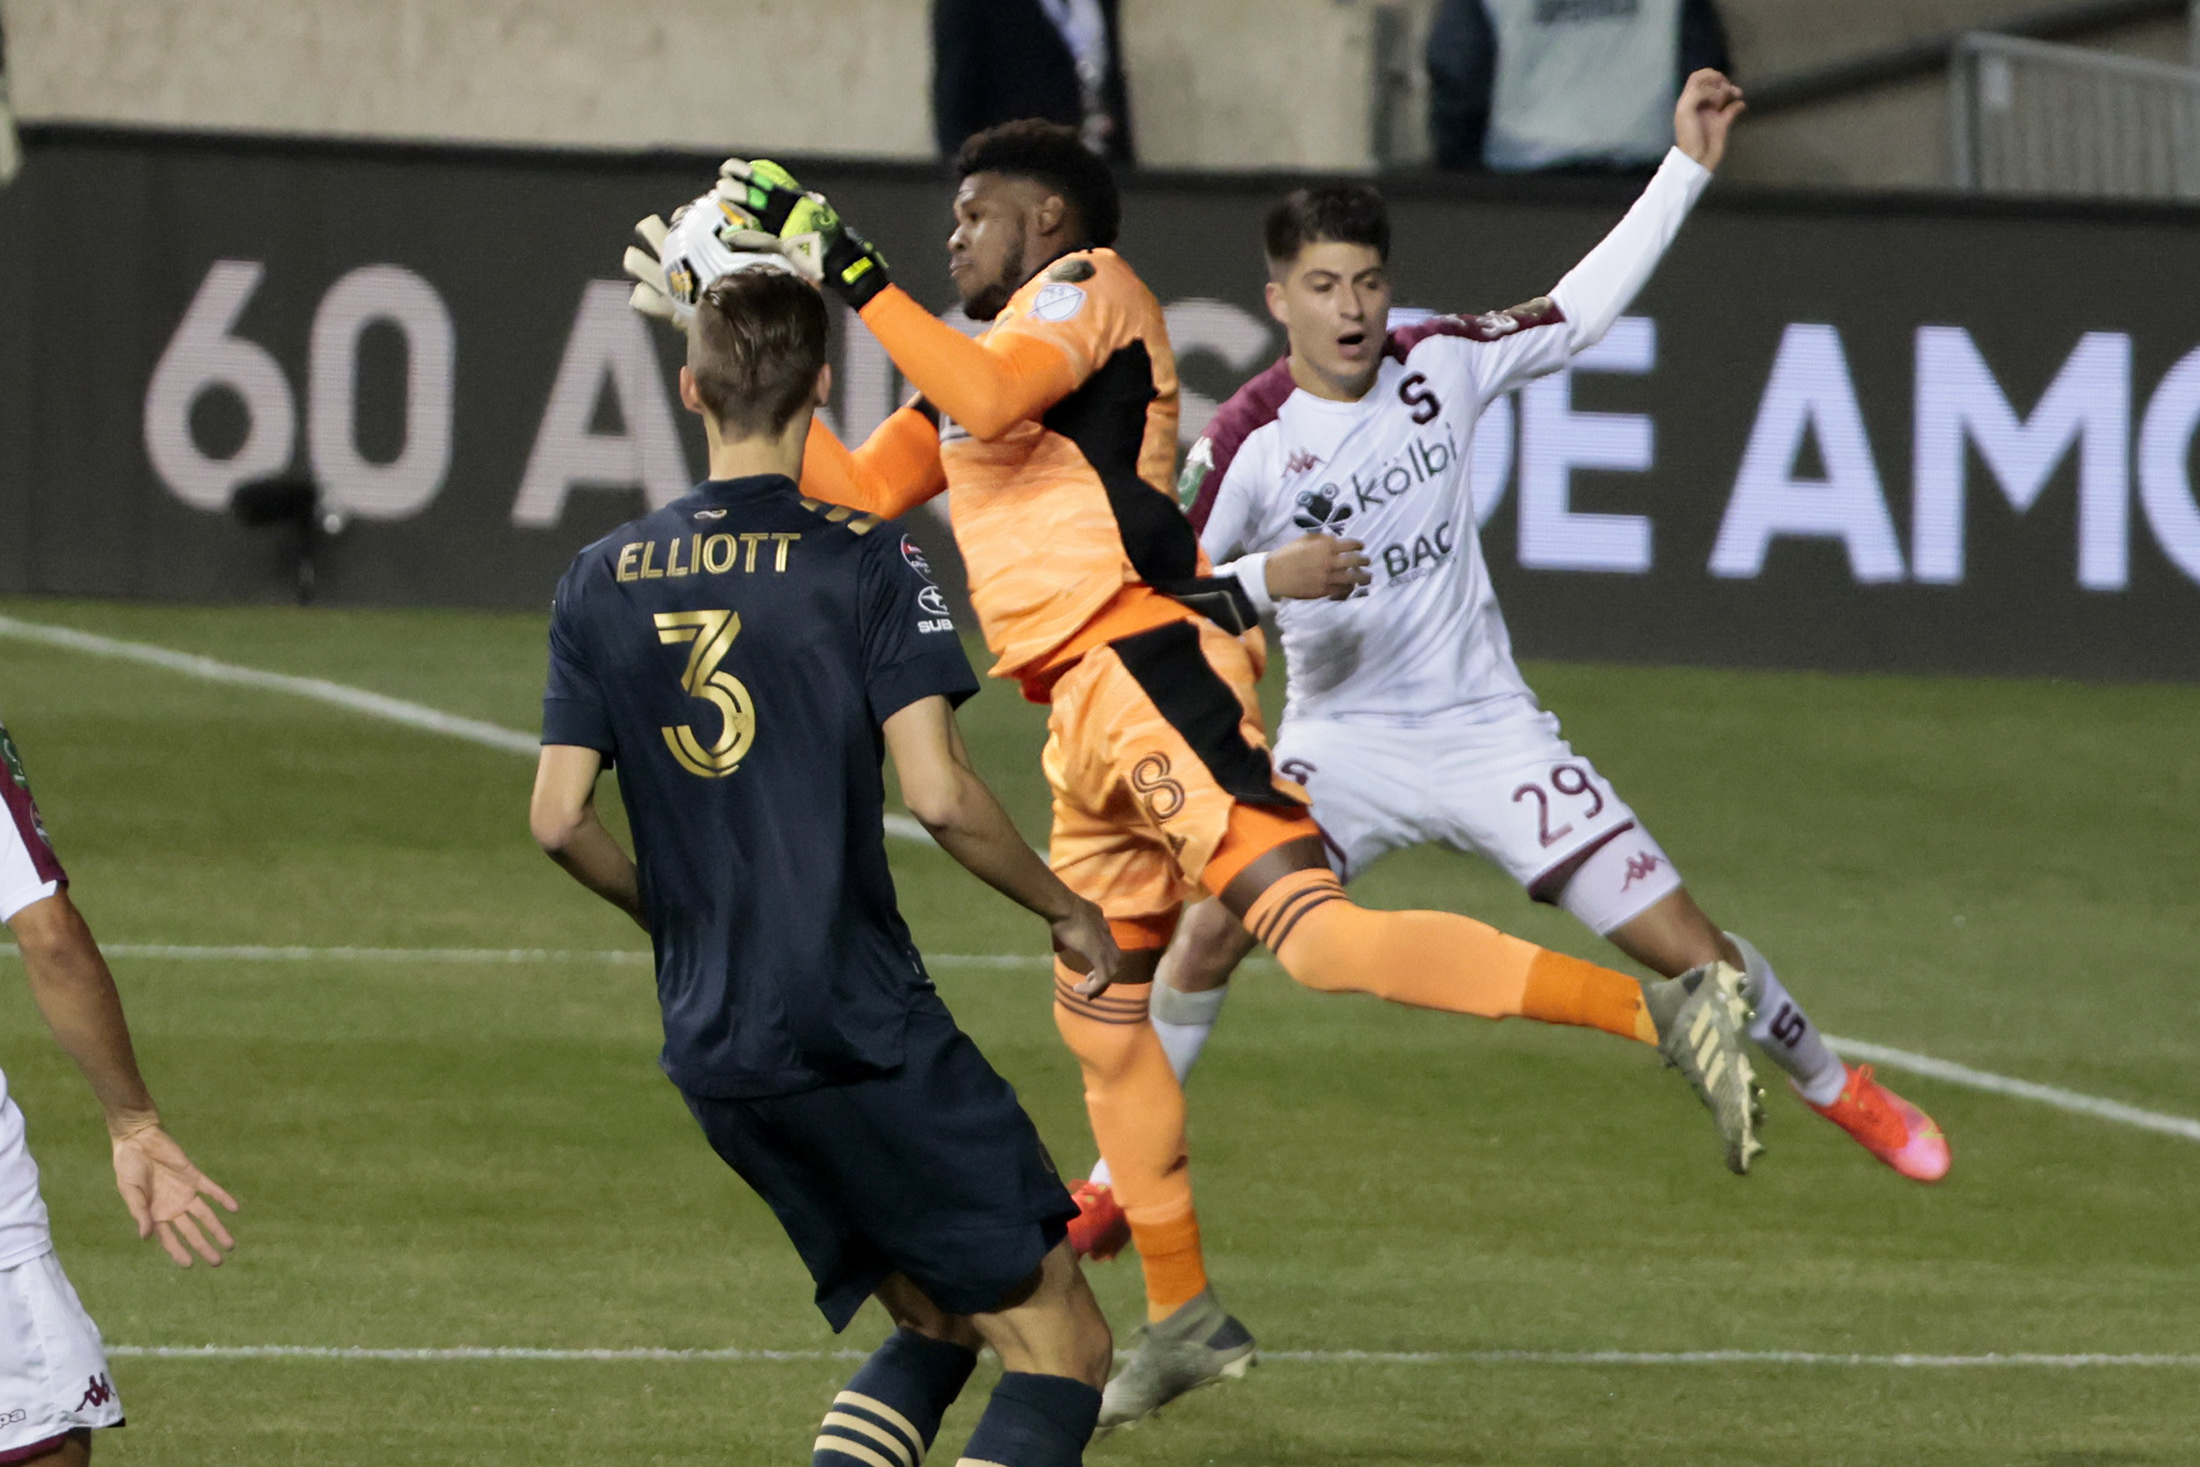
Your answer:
[2,0,2194,185]
[1,0,1419,169]
[1,0,937,155]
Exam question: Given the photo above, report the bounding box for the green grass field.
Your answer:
[1,595,2197,1465]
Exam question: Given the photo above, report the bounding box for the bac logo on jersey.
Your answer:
[1031,282,1087,323]
[901,535,933,580]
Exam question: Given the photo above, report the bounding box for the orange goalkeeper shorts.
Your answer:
[1043,616,1318,950]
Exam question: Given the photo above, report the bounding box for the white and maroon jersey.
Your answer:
[0,720,61,1266]
[1185,147,1711,724]
[0,720,64,927]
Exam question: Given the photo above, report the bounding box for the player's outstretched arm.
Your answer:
[801,406,948,519]
[531,745,647,932]
[6,893,239,1267]
[1494,67,1742,387]
[882,696,1122,994]
[716,159,1082,440]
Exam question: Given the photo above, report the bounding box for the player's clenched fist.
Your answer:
[1674,69,1745,172]
[1266,532,1372,602]
[714,159,896,310]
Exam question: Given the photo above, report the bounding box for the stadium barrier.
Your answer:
[2,124,2199,680]
[1951,31,2200,200]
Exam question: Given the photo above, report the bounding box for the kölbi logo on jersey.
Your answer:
[1302,432,1459,525]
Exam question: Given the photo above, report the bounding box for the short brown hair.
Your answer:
[687,268,830,439]
[1264,184,1390,273]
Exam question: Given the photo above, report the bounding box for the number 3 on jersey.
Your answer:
[654,610,757,778]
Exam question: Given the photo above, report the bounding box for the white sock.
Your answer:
[1087,983,1231,1191]
[1726,933,1847,1106]
[1151,980,1229,1081]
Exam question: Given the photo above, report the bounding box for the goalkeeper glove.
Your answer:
[623,195,803,333]
[714,159,894,310]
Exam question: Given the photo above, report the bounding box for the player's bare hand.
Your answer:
[1675,69,1745,171]
[1051,899,1124,997]
[111,1123,239,1268]
[1266,533,1371,602]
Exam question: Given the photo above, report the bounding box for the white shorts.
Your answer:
[1273,703,1685,935]
[0,1250,121,1461]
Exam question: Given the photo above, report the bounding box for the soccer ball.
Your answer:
[655,191,801,330]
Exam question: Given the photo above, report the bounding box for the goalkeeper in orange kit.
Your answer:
[626,120,1762,1434]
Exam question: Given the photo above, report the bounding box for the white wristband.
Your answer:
[1217,552,1275,619]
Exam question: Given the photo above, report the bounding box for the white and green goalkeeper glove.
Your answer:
[622,192,801,333]
[713,159,894,310]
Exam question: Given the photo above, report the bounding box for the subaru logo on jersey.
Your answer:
[917,585,950,617]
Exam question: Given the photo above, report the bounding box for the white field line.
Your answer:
[0,614,935,845]
[4,942,2195,1144]
[1823,1035,2200,1144]
[6,618,2195,1144]
[100,1344,2200,1369]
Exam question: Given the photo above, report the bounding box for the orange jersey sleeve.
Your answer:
[801,406,948,519]
[858,284,1089,441]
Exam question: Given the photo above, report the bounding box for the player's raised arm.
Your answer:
[883,697,1122,994]
[1548,70,1741,350]
[621,194,951,515]
[712,158,1090,440]
[1471,69,1743,401]
[6,894,238,1267]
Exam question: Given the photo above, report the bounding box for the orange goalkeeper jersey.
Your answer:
[804,249,1257,697]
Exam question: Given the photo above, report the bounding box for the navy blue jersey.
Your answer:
[541,474,979,1098]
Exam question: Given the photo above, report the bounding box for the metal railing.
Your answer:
[1951,30,2200,198]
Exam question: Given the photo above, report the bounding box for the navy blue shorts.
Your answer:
[682,1003,1077,1331]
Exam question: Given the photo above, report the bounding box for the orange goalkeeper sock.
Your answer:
[1243,869,1656,1043]
[1052,963,1211,1321]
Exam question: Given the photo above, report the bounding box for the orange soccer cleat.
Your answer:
[1803,1064,1951,1183]
[1068,1179,1132,1261]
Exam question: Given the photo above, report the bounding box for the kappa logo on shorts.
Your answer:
[77,1374,114,1410]
[1621,850,1665,889]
